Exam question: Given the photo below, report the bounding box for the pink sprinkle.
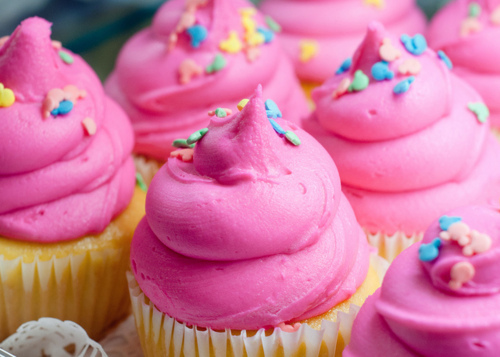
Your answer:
[42,88,65,118]
[277,322,301,333]
[439,222,471,246]
[175,11,196,33]
[63,85,87,103]
[186,0,207,9]
[245,46,261,62]
[449,261,475,290]
[332,78,351,99]
[492,7,500,25]
[463,230,492,256]
[51,40,62,50]
[179,59,203,84]
[460,18,482,37]
[379,38,401,62]
[0,36,9,47]
[170,148,194,162]
[82,117,97,136]
[208,108,233,116]
[398,58,422,76]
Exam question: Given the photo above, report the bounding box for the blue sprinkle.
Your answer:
[51,100,74,116]
[186,25,208,48]
[393,76,415,94]
[400,34,428,56]
[265,99,282,119]
[418,238,442,262]
[439,216,462,231]
[269,118,286,134]
[257,27,275,43]
[438,50,453,70]
[371,61,394,81]
[336,58,352,75]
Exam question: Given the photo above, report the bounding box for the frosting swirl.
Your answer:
[304,22,500,234]
[105,0,309,161]
[428,0,500,127]
[0,18,135,243]
[130,86,369,330]
[259,0,426,83]
[345,206,500,357]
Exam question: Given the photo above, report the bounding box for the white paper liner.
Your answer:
[100,315,143,357]
[134,155,163,187]
[365,229,423,263]
[127,254,387,357]
[0,317,106,357]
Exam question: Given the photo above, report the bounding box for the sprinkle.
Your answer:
[364,0,384,8]
[179,59,203,84]
[186,0,207,9]
[265,99,282,119]
[59,50,74,64]
[187,128,209,145]
[332,78,351,99]
[237,99,249,111]
[439,215,462,231]
[42,86,85,118]
[335,58,352,75]
[206,53,227,74]
[82,117,97,136]
[219,31,243,53]
[245,31,265,47]
[170,148,194,162]
[439,218,492,256]
[172,139,195,148]
[437,50,453,70]
[136,172,148,192]
[285,131,301,146]
[51,40,62,50]
[269,118,286,134]
[491,7,500,25]
[239,7,257,17]
[299,40,318,62]
[51,100,74,116]
[398,58,422,76]
[186,25,208,48]
[245,46,261,62]
[257,27,275,43]
[0,83,15,108]
[468,2,481,18]
[371,61,394,81]
[0,36,9,47]
[460,18,482,37]
[175,11,196,33]
[277,322,301,333]
[440,221,472,246]
[379,38,401,62]
[215,108,228,118]
[400,34,427,56]
[468,102,490,123]
[463,230,492,256]
[242,14,257,34]
[418,238,442,262]
[393,76,415,95]
[449,261,475,290]
[265,15,282,33]
[348,70,370,92]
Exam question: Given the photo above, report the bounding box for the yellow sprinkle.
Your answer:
[219,31,243,54]
[245,31,265,47]
[237,99,249,111]
[242,16,257,33]
[0,83,15,108]
[364,0,384,8]
[239,7,257,18]
[299,40,318,63]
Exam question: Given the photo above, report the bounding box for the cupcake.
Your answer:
[345,205,500,356]
[105,0,309,185]
[303,22,500,262]
[0,17,146,340]
[428,0,500,135]
[259,0,426,101]
[128,86,386,356]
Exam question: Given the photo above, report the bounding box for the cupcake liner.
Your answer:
[0,247,131,341]
[134,155,163,186]
[127,254,387,357]
[365,229,424,263]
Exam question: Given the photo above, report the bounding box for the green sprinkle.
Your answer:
[468,2,481,18]
[59,50,74,64]
[136,172,148,192]
[468,102,490,123]
[187,128,209,145]
[285,131,301,146]
[265,15,282,33]
[214,108,227,118]
[206,53,227,74]
[172,139,195,148]
[348,70,370,92]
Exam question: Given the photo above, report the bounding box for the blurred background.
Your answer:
[0,0,453,80]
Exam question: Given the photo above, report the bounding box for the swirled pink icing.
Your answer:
[428,0,500,128]
[303,22,500,235]
[0,17,135,243]
[259,0,426,83]
[345,206,500,357]
[130,86,369,330]
[105,0,309,162]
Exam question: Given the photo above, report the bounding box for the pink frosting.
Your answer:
[345,206,500,357]
[259,0,426,83]
[130,86,369,330]
[105,0,309,161]
[304,22,500,235]
[0,18,135,243]
[428,0,500,128]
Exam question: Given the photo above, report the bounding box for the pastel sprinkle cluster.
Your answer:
[418,215,492,291]
[42,85,86,118]
[460,3,500,37]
